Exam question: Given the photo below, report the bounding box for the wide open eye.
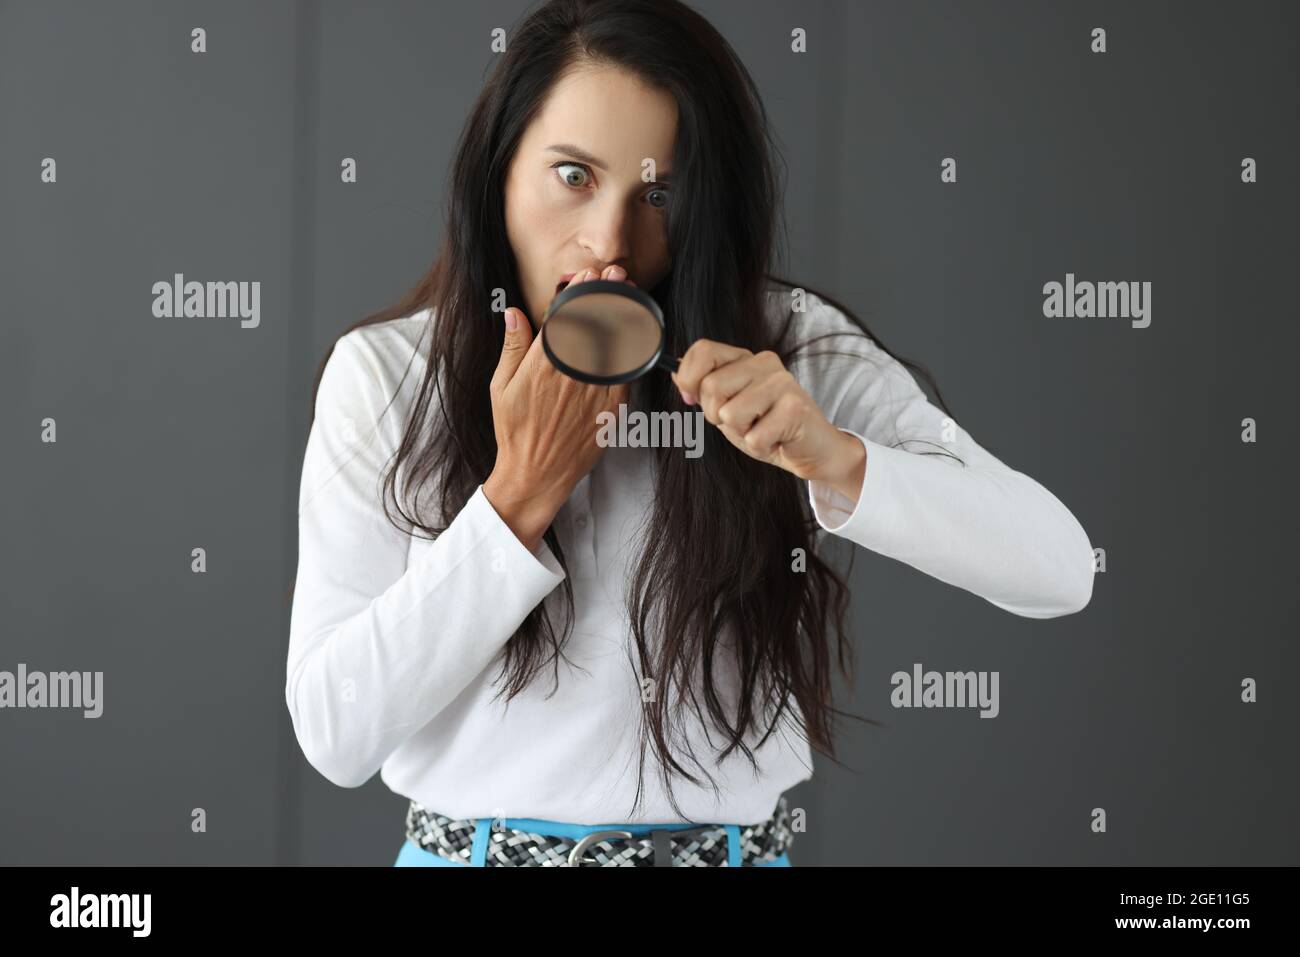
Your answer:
[553,162,591,188]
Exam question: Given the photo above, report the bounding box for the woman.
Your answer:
[285,0,1093,868]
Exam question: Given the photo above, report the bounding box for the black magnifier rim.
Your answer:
[541,279,668,386]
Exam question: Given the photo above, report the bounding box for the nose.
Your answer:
[578,193,634,269]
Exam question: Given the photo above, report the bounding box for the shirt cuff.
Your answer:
[464,484,566,584]
[806,429,882,544]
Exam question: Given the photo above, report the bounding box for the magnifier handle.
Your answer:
[657,353,680,374]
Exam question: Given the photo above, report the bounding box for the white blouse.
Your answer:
[285,289,1093,825]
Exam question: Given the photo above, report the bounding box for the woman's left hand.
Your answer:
[671,340,867,500]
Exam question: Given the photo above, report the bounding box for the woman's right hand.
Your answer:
[483,267,632,552]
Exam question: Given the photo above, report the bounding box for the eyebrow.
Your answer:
[544,144,672,183]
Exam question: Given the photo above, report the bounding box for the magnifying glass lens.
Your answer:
[544,290,664,380]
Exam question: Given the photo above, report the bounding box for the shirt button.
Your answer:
[575,515,589,529]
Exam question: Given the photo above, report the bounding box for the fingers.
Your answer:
[490,306,534,397]
[673,345,784,415]
[693,354,781,423]
[514,312,554,377]
[736,391,805,457]
[715,368,796,433]
[562,265,634,291]
[570,266,627,287]
[671,339,756,402]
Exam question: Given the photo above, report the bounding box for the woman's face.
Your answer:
[505,62,678,326]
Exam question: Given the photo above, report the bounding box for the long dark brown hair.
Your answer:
[290,0,965,819]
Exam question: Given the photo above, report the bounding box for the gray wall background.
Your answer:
[2,0,1296,865]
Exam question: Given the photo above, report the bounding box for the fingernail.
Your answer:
[680,390,696,405]
[504,309,518,331]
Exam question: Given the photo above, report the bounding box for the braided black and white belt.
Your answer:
[404,796,793,867]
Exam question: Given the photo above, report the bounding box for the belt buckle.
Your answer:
[567,829,634,866]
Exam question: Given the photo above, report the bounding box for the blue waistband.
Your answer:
[405,816,750,867]
[395,834,795,867]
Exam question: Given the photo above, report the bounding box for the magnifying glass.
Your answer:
[541,279,679,385]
